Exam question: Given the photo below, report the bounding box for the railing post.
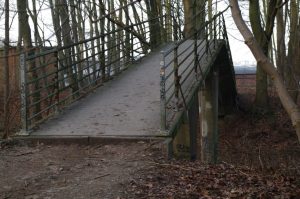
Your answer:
[194,31,198,76]
[131,27,134,61]
[213,18,216,47]
[19,53,29,135]
[219,15,221,39]
[174,44,180,109]
[160,52,167,130]
[55,51,60,111]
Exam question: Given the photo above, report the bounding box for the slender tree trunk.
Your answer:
[145,0,161,49]
[58,0,78,94]
[182,0,193,38]
[183,0,206,38]
[50,0,64,88]
[87,0,96,81]
[276,5,286,79]
[70,0,83,88]
[92,0,101,80]
[249,0,269,109]
[3,0,10,138]
[29,0,43,47]
[286,0,299,101]
[230,0,300,143]
[99,0,106,80]
[123,0,131,61]
[165,0,172,41]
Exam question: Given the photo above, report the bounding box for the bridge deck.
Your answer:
[31,45,173,138]
[30,40,223,138]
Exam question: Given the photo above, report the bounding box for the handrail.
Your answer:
[160,9,232,131]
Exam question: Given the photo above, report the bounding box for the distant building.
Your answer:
[234,65,256,75]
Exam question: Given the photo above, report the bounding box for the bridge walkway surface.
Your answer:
[30,44,172,138]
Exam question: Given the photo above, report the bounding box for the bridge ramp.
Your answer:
[31,45,172,138]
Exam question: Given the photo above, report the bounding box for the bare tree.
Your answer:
[230,0,300,142]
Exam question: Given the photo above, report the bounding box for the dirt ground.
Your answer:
[1,76,300,198]
[0,140,163,199]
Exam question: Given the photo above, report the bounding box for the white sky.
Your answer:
[218,1,256,66]
[0,0,256,66]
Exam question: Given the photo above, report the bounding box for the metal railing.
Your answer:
[19,13,178,131]
[160,11,232,131]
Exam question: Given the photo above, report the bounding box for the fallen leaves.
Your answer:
[127,161,300,199]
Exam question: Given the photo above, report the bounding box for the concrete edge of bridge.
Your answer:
[9,135,169,147]
[7,135,173,158]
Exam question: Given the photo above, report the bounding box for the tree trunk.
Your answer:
[99,0,106,80]
[286,0,299,101]
[3,0,9,138]
[276,5,286,79]
[50,0,64,88]
[58,0,78,94]
[70,0,83,88]
[249,0,269,109]
[145,0,161,49]
[230,0,300,143]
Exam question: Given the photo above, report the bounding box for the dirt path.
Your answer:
[0,141,161,199]
[1,76,300,199]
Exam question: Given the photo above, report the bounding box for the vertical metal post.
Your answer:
[194,31,198,76]
[160,52,167,131]
[174,45,179,108]
[219,15,221,39]
[55,51,60,111]
[19,53,28,134]
[213,18,216,47]
[173,17,178,41]
[131,28,134,61]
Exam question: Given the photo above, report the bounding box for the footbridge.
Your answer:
[18,8,236,159]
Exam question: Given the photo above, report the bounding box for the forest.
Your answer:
[0,0,300,198]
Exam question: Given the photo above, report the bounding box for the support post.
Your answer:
[199,68,219,163]
[188,93,199,160]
